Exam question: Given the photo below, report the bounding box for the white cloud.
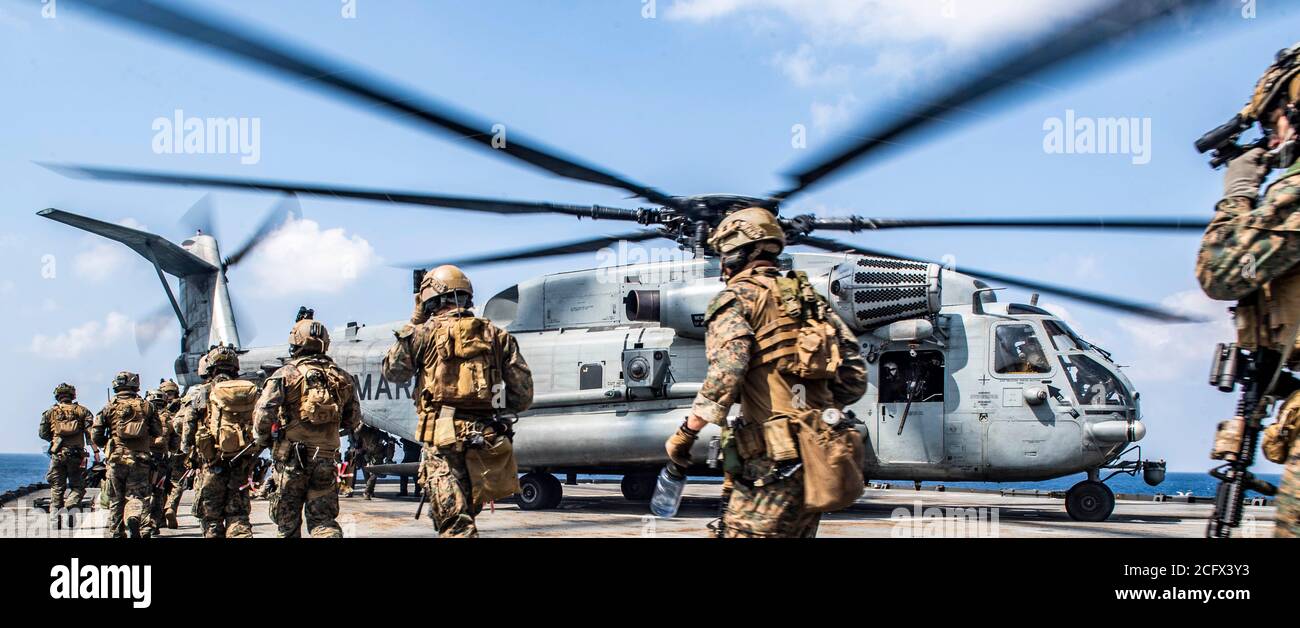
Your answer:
[773,44,852,87]
[1114,290,1234,384]
[30,312,133,360]
[669,0,1106,85]
[811,94,860,133]
[243,218,379,296]
[73,217,148,282]
[668,0,1103,48]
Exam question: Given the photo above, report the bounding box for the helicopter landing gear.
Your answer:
[1065,480,1115,522]
[621,472,657,501]
[518,472,563,510]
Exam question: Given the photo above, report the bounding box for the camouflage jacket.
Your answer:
[382,307,532,445]
[254,354,361,453]
[1197,163,1300,301]
[92,391,163,459]
[38,402,93,452]
[690,265,867,426]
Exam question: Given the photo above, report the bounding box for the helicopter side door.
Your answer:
[984,321,1083,474]
[874,348,946,464]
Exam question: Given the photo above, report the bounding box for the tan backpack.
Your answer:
[207,380,258,455]
[424,317,503,410]
[50,404,84,437]
[113,398,151,446]
[296,361,344,426]
[749,271,843,381]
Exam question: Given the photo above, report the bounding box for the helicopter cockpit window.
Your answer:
[993,324,1051,375]
[1059,353,1130,406]
[879,350,944,404]
[1043,319,1092,353]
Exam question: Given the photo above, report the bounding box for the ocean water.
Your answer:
[0,453,50,493]
[0,453,1284,498]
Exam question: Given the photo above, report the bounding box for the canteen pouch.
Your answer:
[1211,417,1245,461]
[1263,395,1300,463]
[433,408,459,449]
[464,432,520,508]
[762,416,799,463]
[794,410,865,513]
[719,428,743,476]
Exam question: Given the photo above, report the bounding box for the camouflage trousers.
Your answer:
[196,456,257,538]
[141,455,169,538]
[270,451,342,538]
[420,447,479,538]
[721,472,820,538]
[1276,435,1300,538]
[105,455,152,539]
[46,448,87,510]
[163,455,188,520]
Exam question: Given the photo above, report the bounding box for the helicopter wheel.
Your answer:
[1065,480,1115,522]
[620,472,657,502]
[518,472,563,511]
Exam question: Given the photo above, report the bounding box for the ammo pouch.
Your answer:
[792,410,865,513]
[1263,395,1300,464]
[464,431,520,508]
[730,415,801,465]
[751,272,842,380]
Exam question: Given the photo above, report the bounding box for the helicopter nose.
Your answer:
[1088,418,1145,443]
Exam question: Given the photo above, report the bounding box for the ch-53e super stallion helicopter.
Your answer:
[39,0,1223,521]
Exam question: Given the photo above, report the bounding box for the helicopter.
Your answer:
[37,0,1223,521]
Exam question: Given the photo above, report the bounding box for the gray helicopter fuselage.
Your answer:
[235,251,1142,483]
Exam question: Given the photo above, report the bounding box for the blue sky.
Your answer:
[0,0,1295,473]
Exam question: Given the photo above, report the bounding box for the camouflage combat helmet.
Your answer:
[111,371,141,392]
[198,344,240,379]
[289,318,331,355]
[158,378,180,398]
[417,265,474,306]
[708,206,785,256]
[1243,43,1300,123]
[145,389,166,408]
[53,382,76,401]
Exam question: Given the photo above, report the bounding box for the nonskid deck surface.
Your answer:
[0,482,1277,538]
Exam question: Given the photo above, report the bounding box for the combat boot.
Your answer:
[126,517,141,539]
[165,512,179,529]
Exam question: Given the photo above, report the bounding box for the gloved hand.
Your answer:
[1222,146,1270,202]
[664,421,700,468]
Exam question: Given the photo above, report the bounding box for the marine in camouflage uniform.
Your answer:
[665,207,867,538]
[255,315,361,538]
[91,372,163,539]
[143,388,179,537]
[349,424,392,500]
[382,265,533,538]
[1196,44,1300,538]
[38,383,94,511]
[179,346,262,538]
[155,379,188,529]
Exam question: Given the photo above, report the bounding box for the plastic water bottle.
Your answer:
[649,463,687,518]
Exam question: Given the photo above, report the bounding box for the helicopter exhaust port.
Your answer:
[624,281,720,340]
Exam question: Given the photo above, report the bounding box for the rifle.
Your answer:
[414,490,429,520]
[1206,344,1288,537]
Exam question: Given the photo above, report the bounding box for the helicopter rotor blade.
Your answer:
[396,230,671,270]
[223,194,302,269]
[795,235,1204,323]
[797,215,1210,233]
[42,163,656,223]
[773,0,1216,202]
[177,193,218,240]
[66,0,679,207]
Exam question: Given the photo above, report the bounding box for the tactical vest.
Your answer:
[196,380,259,460]
[49,403,86,440]
[108,397,153,454]
[283,357,349,450]
[421,315,503,412]
[729,268,841,425]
